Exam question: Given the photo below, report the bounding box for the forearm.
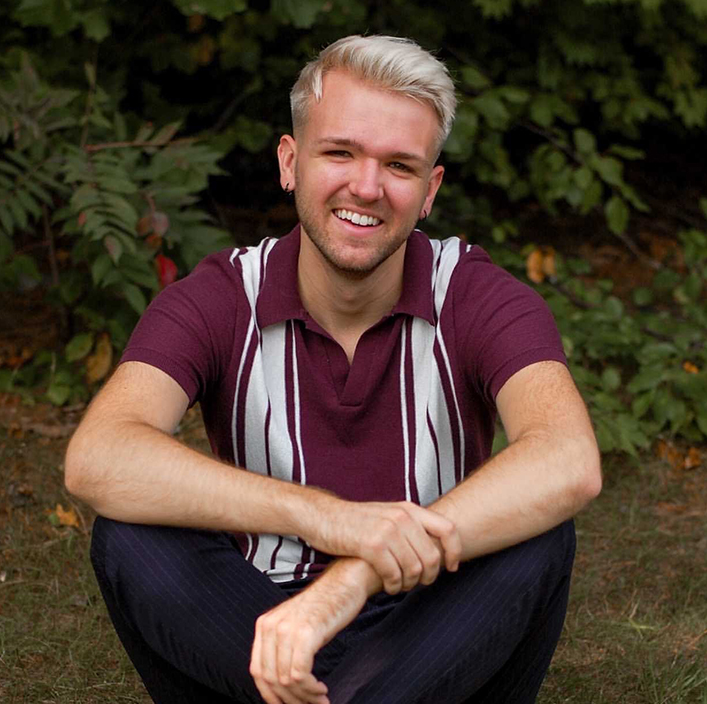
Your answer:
[65,417,333,536]
[431,429,601,561]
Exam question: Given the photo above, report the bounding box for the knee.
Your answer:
[90,517,184,611]
[504,519,576,596]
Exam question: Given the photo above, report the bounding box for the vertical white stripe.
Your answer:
[290,322,307,486]
[409,316,439,506]
[399,322,411,501]
[413,237,472,502]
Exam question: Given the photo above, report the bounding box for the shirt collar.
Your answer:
[255,225,435,329]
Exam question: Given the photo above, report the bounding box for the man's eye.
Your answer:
[390,162,413,173]
[328,150,350,158]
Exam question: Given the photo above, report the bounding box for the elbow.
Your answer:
[64,428,96,503]
[573,433,602,508]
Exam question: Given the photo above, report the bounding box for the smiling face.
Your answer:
[278,70,444,280]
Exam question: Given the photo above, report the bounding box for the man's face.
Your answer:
[278,70,444,278]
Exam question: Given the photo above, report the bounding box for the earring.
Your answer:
[283,182,294,196]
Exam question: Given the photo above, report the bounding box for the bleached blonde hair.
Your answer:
[290,35,456,157]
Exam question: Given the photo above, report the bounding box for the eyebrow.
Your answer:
[314,137,428,165]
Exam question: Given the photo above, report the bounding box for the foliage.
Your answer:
[1,0,706,452]
[0,55,231,405]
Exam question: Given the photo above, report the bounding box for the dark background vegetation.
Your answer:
[0,0,706,701]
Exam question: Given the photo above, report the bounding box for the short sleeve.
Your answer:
[453,248,567,405]
[120,249,244,406]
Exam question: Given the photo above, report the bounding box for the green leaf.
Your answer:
[46,382,71,406]
[498,86,530,104]
[91,252,113,286]
[631,391,654,419]
[150,121,181,146]
[605,196,629,234]
[696,411,707,436]
[573,128,596,155]
[173,0,247,20]
[591,155,624,187]
[59,271,84,305]
[80,9,110,42]
[632,287,653,306]
[602,296,624,319]
[0,203,15,235]
[122,283,147,315]
[529,94,554,127]
[234,115,273,153]
[461,66,491,91]
[594,418,616,453]
[65,332,95,362]
[608,144,645,160]
[473,92,510,130]
[601,367,622,392]
[271,0,325,28]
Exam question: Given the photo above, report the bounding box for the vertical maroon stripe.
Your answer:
[427,411,443,496]
[434,340,462,484]
[404,318,420,504]
[258,238,270,292]
[431,248,443,325]
[264,401,272,476]
[246,534,259,562]
[235,327,259,467]
[269,535,284,571]
[293,539,312,581]
[284,321,301,484]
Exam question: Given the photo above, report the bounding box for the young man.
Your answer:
[66,35,601,704]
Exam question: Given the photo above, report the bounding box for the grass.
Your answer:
[1,411,705,703]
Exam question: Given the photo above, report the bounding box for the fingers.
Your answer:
[366,503,461,593]
[251,612,330,704]
[407,504,462,573]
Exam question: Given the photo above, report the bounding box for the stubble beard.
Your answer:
[295,191,419,280]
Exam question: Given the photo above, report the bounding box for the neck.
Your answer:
[297,237,405,343]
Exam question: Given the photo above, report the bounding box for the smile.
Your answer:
[334,209,381,227]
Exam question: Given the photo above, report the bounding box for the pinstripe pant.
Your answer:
[90,517,575,703]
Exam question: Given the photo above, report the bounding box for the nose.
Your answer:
[349,159,383,201]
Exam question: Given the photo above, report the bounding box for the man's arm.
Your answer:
[65,360,460,592]
[248,360,601,703]
[430,359,602,558]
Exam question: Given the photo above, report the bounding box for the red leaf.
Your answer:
[155,254,178,288]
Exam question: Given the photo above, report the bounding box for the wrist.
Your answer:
[322,557,382,600]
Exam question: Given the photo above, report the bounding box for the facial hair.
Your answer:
[294,190,422,280]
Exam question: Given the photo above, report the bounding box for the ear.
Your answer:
[420,164,445,219]
[277,135,297,190]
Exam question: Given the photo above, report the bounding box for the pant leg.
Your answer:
[324,520,576,704]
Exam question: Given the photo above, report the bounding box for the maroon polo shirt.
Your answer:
[122,226,566,582]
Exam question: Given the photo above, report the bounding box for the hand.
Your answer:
[306,499,461,594]
[250,560,370,704]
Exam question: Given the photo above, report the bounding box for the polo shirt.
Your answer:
[122,225,566,582]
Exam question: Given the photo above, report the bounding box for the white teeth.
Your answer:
[334,209,380,227]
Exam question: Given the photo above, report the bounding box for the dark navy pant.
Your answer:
[90,517,576,703]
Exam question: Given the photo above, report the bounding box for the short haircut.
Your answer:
[290,35,457,157]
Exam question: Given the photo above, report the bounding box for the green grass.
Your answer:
[1,421,705,703]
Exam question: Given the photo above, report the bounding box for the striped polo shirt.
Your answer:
[123,226,566,582]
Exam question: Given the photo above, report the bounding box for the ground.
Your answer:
[0,393,705,703]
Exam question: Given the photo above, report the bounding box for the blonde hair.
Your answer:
[290,35,456,155]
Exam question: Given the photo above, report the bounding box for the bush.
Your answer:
[1,0,706,453]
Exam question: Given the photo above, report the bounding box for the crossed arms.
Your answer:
[65,358,601,704]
